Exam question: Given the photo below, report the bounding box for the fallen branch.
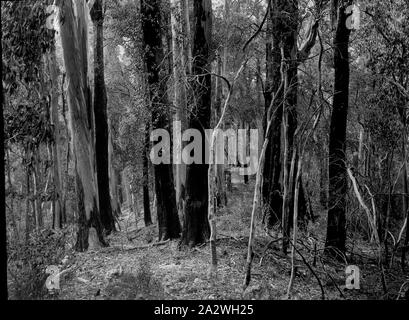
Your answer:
[107,240,171,252]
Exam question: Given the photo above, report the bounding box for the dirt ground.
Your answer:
[53,183,409,300]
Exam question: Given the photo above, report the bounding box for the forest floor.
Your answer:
[53,182,408,300]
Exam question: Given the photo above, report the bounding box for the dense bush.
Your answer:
[7,229,68,300]
[105,258,165,300]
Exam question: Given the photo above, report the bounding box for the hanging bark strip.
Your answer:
[281,70,291,253]
[286,107,323,298]
[208,61,246,276]
[243,47,286,290]
[347,168,380,245]
[286,154,302,298]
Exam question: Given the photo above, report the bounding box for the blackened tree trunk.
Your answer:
[214,50,227,205]
[181,0,212,247]
[143,121,152,226]
[141,0,180,241]
[262,0,292,228]
[90,0,116,234]
[325,1,352,255]
[263,0,317,229]
[56,0,106,251]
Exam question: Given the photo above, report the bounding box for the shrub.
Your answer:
[7,229,68,300]
[105,258,165,300]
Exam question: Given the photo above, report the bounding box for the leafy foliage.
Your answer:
[2,0,55,94]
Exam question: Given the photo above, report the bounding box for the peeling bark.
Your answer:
[56,0,106,251]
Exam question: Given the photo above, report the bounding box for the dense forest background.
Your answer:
[2,0,409,300]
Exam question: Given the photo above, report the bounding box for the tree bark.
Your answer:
[182,0,192,74]
[48,50,65,230]
[143,121,152,226]
[25,163,31,241]
[262,1,286,228]
[90,0,116,234]
[61,72,69,225]
[32,155,42,230]
[182,0,212,247]
[214,50,227,206]
[325,1,352,255]
[263,0,317,229]
[141,0,181,241]
[56,0,107,251]
[171,0,188,219]
[401,126,409,269]
[108,123,121,218]
[122,169,132,210]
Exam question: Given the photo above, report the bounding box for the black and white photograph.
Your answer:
[2,0,409,306]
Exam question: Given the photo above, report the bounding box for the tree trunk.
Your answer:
[108,123,121,218]
[32,158,42,231]
[319,144,328,209]
[181,0,212,247]
[141,0,181,241]
[48,50,64,230]
[56,0,106,251]
[6,148,19,241]
[117,169,124,206]
[171,0,188,219]
[262,2,285,228]
[325,1,352,255]
[61,72,69,225]
[143,122,152,226]
[214,50,227,206]
[401,126,409,269]
[122,169,132,210]
[182,0,192,74]
[90,0,116,234]
[25,164,31,241]
[263,0,316,229]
